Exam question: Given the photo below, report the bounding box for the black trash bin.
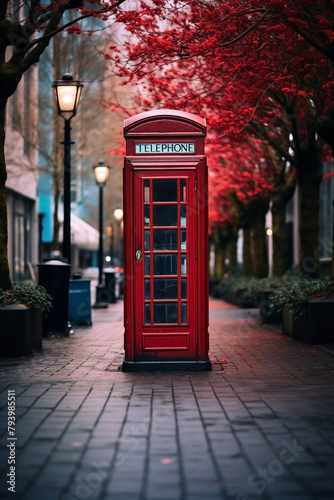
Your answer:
[38,260,72,337]
[104,267,117,303]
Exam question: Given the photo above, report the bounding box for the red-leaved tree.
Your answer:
[107,0,333,277]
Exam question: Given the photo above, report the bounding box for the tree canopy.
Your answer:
[1,0,334,285]
[107,0,334,277]
[0,0,126,288]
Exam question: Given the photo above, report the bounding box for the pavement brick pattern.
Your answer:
[1,298,334,500]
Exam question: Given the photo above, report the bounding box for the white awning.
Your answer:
[59,213,99,250]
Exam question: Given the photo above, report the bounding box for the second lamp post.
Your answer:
[93,161,110,308]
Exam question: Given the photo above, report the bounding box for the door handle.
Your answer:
[135,250,142,262]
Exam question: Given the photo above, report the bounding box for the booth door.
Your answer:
[134,171,197,360]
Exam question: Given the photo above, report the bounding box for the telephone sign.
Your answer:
[122,109,210,371]
[135,143,195,154]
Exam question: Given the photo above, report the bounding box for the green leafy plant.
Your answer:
[215,269,334,317]
[0,284,52,314]
[216,272,285,307]
[269,279,334,319]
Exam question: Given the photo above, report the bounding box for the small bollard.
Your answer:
[104,267,117,303]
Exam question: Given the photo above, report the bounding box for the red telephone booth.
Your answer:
[122,109,210,371]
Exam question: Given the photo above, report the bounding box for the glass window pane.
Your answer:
[153,254,177,275]
[144,205,150,227]
[145,279,150,300]
[153,205,177,227]
[154,279,178,299]
[180,205,187,226]
[181,279,187,299]
[145,255,150,275]
[153,230,177,250]
[181,303,187,324]
[180,230,187,250]
[180,179,187,202]
[154,303,178,324]
[144,230,150,251]
[181,254,187,275]
[144,180,150,202]
[153,180,177,201]
[145,304,151,324]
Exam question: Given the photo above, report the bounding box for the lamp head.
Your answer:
[53,74,83,120]
[94,161,110,187]
[114,206,124,221]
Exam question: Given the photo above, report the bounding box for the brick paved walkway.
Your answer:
[1,298,334,500]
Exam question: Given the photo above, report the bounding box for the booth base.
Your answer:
[122,359,211,372]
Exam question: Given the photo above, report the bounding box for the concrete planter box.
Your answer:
[220,289,258,308]
[282,299,334,344]
[258,289,282,324]
[0,305,42,357]
[220,290,240,306]
[209,278,220,298]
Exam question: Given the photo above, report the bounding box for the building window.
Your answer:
[12,197,33,282]
[13,213,26,281]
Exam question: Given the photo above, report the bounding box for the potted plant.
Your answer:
[0,284,52,357]
[269,278,334,344]
[216,272,261,308]
[257,278,285,324]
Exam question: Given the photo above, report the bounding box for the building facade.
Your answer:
[5,64,39,282]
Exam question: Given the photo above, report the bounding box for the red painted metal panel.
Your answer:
[133,170,196,360]
[143,333,190,351]
[197,157,209,359]
[124,109,206,134]
[123,109,209,369]
[123,160,135,360]
[124,110,206,157]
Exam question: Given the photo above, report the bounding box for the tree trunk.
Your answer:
[272,197,292,279]
[317,111,334,159]
[251,201,269,278]
[317,114,334,280]
[271,180,296,277]
[214,244,226,279]
[299,170,321,278]
[272,201,287,277]
[211,227,225,278]
[227,231,238,270]
[242,225,252,277]
[0,99,11,289]
[331,199,334,280]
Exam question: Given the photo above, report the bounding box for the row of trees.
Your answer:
[0,1,333,288]
[106,0,334,279]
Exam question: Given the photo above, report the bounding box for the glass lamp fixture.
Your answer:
[53,73,83,120]
[94,161,110,187]
[114,207,124,221]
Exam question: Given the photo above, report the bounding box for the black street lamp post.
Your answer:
[53,74,83,263]
[93,161,110,308]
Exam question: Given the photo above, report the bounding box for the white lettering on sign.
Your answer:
[135,143,195,154]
